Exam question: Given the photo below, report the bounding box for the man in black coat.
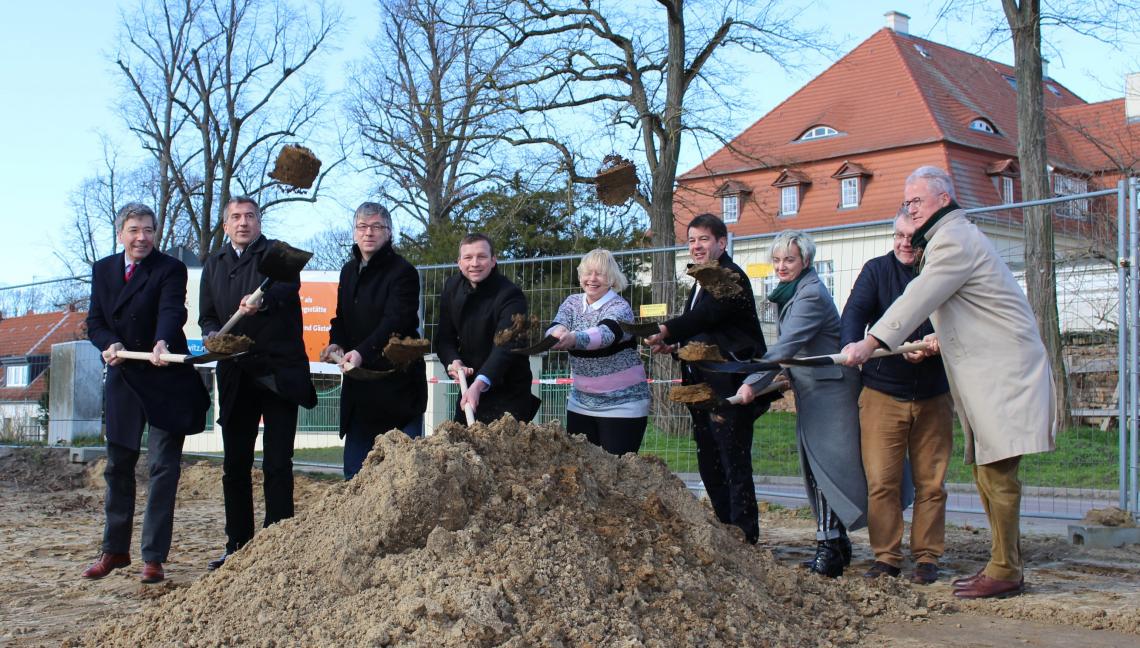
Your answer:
[83,202,210,584]
[436,233,539,424]
[320,202,427,478]
[646,213,771,544]
[840,212,952,584]
[199,196,317,570]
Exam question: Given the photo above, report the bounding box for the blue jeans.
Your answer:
[342,415,424,479]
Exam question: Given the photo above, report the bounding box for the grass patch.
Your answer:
[257,446,343,465]
[642,412,1119,490]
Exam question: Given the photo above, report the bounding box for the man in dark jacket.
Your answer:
[646,213,771,544]
[199,196,317,570]
[320,202,427,478]
[83,202,210,584]
[839,211,952,584]
[436,233,539,424]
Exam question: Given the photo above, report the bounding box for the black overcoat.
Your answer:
[436,268,537,423]
[199,235,317,427]
[328,243,427,437]
[87,251,210,448]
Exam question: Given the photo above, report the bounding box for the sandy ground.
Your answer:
[1,443,1139,647]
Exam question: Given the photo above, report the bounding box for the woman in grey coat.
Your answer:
[736,230,867,577]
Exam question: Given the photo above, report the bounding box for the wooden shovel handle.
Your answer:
[456,372,477,426]
[217,283,267,335]
[113,350,190,363]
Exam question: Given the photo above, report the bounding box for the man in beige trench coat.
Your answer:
[842,165,1057,600]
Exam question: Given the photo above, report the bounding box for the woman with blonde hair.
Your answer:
[736,229,867,577]
[548,249,650,454]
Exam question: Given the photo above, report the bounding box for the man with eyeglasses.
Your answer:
[320,202,427,478]
[200,196,317,571]
[839,208,952,585]
[842,165,1056,600]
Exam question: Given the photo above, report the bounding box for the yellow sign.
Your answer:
[746,262,773,279]
[640,303,668,317]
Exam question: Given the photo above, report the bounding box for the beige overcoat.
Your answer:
[868,209,1057,465]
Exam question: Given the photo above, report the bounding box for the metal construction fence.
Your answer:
[7,180,1139,520]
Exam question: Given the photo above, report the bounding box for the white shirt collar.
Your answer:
[582,290,617,312]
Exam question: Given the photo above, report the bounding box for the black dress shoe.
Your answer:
[801,535,852,568]
[207,551,232,571]
[805,540,846,578]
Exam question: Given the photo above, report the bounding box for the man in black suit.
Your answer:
[199,196,317,570]
[646,213,771,544]
[320,202,426,479]
[83,202,210,584]
[436,233,539,424]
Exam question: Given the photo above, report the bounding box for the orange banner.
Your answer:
[299,280,338,361]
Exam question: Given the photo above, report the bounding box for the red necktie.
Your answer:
[125,263,136,282]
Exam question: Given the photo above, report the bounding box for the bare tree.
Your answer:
[348,0,515,229]
[115,0,345,260]
[302,224,353,271]
[934,0,1140,429]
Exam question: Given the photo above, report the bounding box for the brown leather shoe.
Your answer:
[863,561,901,579]
[951,568,985,588]
[953,574,1024,599]
[82,553,131,579]
[911,562,939,585]
[140,561,165,584]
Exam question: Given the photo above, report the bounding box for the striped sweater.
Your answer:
[550,291,650,418]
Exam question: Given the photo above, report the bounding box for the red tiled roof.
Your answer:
[681,28,1086,181]
[0,310,87,358]
[1049,99,1140,174]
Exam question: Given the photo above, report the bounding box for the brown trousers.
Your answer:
[859,387,953,566]
[975,455,1023,581]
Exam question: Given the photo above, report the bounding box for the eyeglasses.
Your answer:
[901,197,924,210]
[355,223,390,233]
[892,233,912,242]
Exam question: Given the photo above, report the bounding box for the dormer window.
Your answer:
[831,161,872,209]
[772,169,811,217]
[969,118,999,135]
[714,180,752,224]
[5,365,29,388]
[798,125,839,141]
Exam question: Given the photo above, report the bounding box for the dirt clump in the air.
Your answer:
[668,383,721,408]
[688,262,743,300]
[203,333,252,354]
[1082,506,1136,527]
[0,447,87,492]
[383,335,430,368]
[80,417,914,647]
[677,341,726,363]
[492,313,540,347]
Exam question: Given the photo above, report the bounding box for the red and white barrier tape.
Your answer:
[426,377,683,385]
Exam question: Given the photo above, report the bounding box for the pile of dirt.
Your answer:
[81,417,928,647]
[1082,506,1136,527]
[384,335,430,368]
[203,333,252,354]
[677,341,726,363]
[687,262,743,300]
[493,313,540,347]
[0,447,87,492]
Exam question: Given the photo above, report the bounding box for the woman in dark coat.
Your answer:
[736,229,867,577]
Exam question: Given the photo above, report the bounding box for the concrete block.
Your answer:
[48,341,104,444]
[70,446,107,464]
[1067,524,1140,549]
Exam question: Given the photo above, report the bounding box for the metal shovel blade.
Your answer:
[510,335,559,355]
[184,350,249,364]
[258,240,314,281]
[618,321,663,337]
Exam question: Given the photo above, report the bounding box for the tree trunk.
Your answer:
[1005,0,1071,429]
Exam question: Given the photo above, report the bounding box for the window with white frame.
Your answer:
[840,177,860,208]
[1002,176,1014,204]
[722,194,739,223]
[780,186,799,216]
[798,125,838,141]
[1052,173,1089,219]
[5,365,29,388]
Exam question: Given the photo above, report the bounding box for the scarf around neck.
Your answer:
[910,200,960,251]
[767,267,810,310]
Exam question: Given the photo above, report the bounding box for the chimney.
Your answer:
[885,11,910,34]
[1127,73,1140,124]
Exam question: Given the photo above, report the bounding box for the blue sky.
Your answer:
[0,0,1135,288]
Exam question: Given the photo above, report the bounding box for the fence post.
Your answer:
[1118,179,1130,510]
[1130,177,1139,512]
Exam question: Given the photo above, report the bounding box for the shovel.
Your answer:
[671,372,787,410]
[618,321,664,338]
[456,372,477,425]
[216,240,313,335]
[114,349,248,365]
[327,351,393,381]
[510,334,559,355]
[697,342,930,373]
